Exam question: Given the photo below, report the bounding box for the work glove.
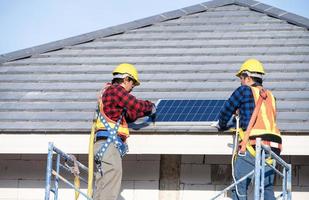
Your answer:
[210,120,225,132]
[210,121,220,129]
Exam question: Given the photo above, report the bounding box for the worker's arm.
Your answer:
[218,86,246,131]
[116,88,154,123]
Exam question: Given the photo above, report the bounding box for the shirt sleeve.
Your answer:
[116,87,153,123]
[218,86,244,130]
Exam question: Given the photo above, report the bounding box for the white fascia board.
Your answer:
[0,134,308,155]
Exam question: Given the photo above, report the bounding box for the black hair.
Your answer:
[127,76,137,85]
[252,77,263,85]
[112,76,136,85]
[240,72,263,85]
[112,78,124,84]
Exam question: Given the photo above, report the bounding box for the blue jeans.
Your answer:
[232,151,275,200]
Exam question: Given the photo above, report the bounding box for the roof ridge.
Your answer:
[0,0,308,64]
[234,0,309,29]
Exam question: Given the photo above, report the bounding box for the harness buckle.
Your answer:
[238,151,247,157]
[94,154,103,176]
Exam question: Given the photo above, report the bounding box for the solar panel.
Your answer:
[149,100,226,122]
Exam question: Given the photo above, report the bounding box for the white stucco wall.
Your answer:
[179,155,309,200]
[1,154,309,200]
[0,154,160,200]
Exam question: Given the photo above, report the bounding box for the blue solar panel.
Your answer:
[150,100,226,122]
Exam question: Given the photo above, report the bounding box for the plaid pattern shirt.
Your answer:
[102,83,153,123]
[219,85,256,131]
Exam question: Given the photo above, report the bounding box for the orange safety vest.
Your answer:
[95,84,130,140]
[248,86,282,151]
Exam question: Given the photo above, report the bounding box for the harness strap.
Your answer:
[94,108,128,175]
[239,88,267,153]
[65,154,80,200]
[238,128,273,165]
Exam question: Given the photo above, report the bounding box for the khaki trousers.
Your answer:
[94,140,122,200]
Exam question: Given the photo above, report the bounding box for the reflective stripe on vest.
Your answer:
[249,86,281,138]
[249,139,282,150]
[237,128,274,165]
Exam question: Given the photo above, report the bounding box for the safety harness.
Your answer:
[236,87,281,164]
[94,107,129,175]
[87,85,130,197]
[240,88,266,150]
[231,87,274,197]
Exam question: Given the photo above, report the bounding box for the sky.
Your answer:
[0,0,308,55]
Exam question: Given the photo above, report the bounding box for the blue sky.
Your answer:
[0,0,308,55]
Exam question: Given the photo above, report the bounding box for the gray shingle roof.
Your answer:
[0,0,309,133]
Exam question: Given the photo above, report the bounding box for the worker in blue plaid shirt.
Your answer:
[215,59,281,200]
[218,85,255,132]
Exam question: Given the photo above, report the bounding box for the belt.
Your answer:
[95,130,109,141]
[96,130,109,136]
[95,130,125,142]
[96,136,107,141]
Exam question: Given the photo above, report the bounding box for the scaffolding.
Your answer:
[44,142,92,200]
[45,138,292,200]
[210,138,292,200]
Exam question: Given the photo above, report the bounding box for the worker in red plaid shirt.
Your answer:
[93,63,156,200]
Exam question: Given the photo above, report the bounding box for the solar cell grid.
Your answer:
[151,100,226,122]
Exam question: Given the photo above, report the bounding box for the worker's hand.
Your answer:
[238,141,247,156]
[210,121,220,129]
[151,103,156,114]
[149,103,156,123]
[211,121,225,132]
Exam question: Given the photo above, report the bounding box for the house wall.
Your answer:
[2,134,309,155]
[1,154,309,200]
[180,155,309,200]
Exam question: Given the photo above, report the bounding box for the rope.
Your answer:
[65,154,81,200]
[231,115,247,198]
[87,121,96,198]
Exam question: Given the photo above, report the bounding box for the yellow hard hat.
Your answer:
[236,59,266,77]
[112,63,140,86]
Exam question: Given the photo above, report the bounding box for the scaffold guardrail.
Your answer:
[210,138,292,200]
[45,137,291,200]
[45,142,92,200]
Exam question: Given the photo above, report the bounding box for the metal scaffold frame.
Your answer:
[211,138,292,200]
[45,137,292,200]
[45,142,93,200]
